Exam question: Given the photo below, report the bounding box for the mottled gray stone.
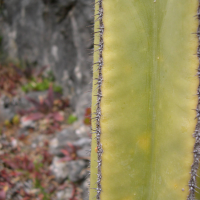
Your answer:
[81,177,89,200]
[73,137,91,148]
[0,91,48,123]
[50,156,70,183]
[16,91,47,112]
[74,90,91,120]
[56,186,73,200]
[76,144,90,159]
[73,121,91,137]
[73,137,91,158]
[68,159,88,182]
[0,98,15,122]
[49,127,79,156]
[0,0,93,100]
[50,157,87,183]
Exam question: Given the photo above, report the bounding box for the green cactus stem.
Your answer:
[89,1,200,200]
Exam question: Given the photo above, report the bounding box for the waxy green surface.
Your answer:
[89,0,199,199]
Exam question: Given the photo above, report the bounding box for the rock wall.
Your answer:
[0,0,93,101]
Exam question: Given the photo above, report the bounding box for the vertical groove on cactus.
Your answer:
[190,2,200,200]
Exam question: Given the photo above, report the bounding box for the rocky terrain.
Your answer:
[0,1,94,199]
[0,64,91,200]
[0,0,93,103]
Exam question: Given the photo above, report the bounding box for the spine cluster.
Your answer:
[91,0,104,199]
[188,3,200,199]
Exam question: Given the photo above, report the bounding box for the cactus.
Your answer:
[89,1,200,200]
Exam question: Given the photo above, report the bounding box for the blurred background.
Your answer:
[0,0,93,199]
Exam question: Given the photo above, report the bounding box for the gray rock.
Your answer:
[73,137,91,158]
[73,137,91,147]
[20,117,36,129]
[81,177,90,200]
[0,0,93,99]
[50,156,70,183]
[75,123,91,138]
[56,186,73,200]
[6,179,33,200]
[0,96,16,122]
[57,127,79,142]
[15,91,51,114]
[74,90,91,120]
[76,145,90,159]
[50,124,91,158]
[49,127,79,156]
[0,91,48,123]
[50,157,87,183]
[68,160,88,182]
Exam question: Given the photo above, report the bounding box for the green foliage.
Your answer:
[46,70,55,82]
[21,68,62,93]
[34,178,51,200]
[67,115,78,124]
[34,158,44,172]
[21,78,62,93]
[34,160,50,199]
[53,84,63,93]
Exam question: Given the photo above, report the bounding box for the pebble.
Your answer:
[68,160,88,182]
[50,156,70,183]
[56,186,73,200]
[50,157,88,183]
[49,127,79,156]
[75,124,91,137]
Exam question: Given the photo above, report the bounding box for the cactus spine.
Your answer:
[89,1,200,200]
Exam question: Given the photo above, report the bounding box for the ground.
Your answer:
[0,63,91,200]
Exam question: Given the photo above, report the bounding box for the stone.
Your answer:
[74,90,91,119]
[50,157,87,183]
[0,95,16,122]
[0,91,47,123]
[56,186,73,200]
[16,91,47,111]
[6,179,33,200]
[81,177,90,200]
[68,160,88,182]
[73,137,91,148]
[76,145,90,159]
[50,156,70,183]
[49,127,79,156]
[20,116,36,129]
[0,0,93,100]
[75,123,91,138]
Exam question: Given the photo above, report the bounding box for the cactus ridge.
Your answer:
[189,2,200,200]
[90,1,199,200]
[91,0,104,199]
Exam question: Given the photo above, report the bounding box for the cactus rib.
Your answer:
[90,0,104,199]
[90,1,199,200]
[189,2,200,200]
